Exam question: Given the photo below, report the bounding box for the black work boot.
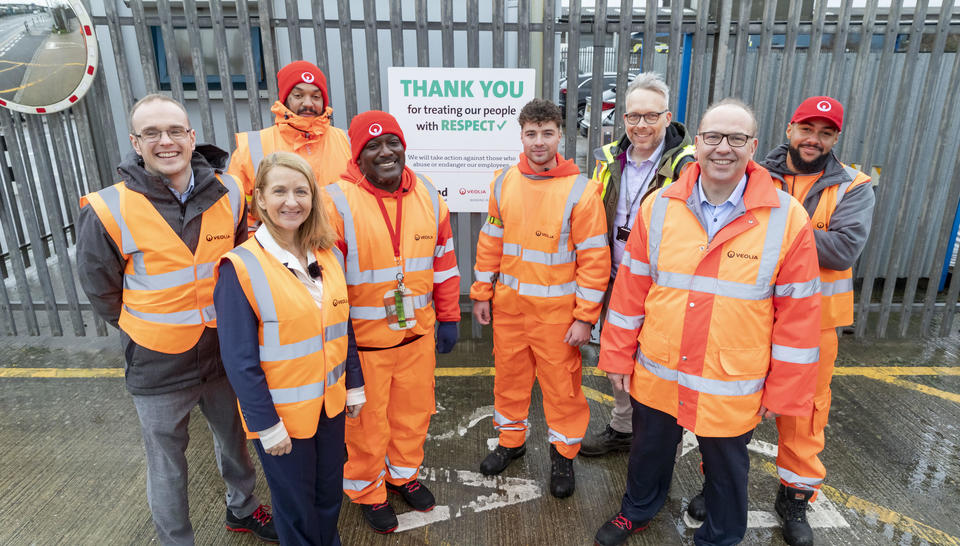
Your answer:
[580,425,632,457]
[595,512,649,546]
[549,444,575,498]
[775,484,815,546]
[686,488,706,522]
[479,443,526,476]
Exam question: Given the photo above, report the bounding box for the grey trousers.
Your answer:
[609,386,634,434]
[132,375,259,546]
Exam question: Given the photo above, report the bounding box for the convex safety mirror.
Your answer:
[0,0,98,114]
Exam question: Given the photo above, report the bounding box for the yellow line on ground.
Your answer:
[834,366,960,376]
[434,367,494,377]
[583,385,614,404]
[846,370,960,404]
[0,368,123,378]
[759,462,960,545]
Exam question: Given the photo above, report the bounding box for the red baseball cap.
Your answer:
[348,110,407,162]
[277,61,329,110]
[790,96,843,131]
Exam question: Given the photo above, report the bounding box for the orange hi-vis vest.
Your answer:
[781,165,871,329]
[228,101,351,229]
[471,159,611,324]
[324,174,450,346]
[80,175,243,354]
[599,161,822,437]
[219,238,349,438]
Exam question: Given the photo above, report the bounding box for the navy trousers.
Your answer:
[254,408,346,546]
[620,399,753,546]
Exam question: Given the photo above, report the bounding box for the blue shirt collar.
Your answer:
[697,173,748,208]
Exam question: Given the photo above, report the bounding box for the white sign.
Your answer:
[388,67,536,213]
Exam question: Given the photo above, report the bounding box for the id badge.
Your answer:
[616,226,631,242]
[383,286,416,331]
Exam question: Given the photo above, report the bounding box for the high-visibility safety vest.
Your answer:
[595,142,695,201]
[80,175,244,354]
[219,239,349,438]
[600,161,822,437]
[324,174,456,346]
[471,163,611,324]
[782,165,871,329]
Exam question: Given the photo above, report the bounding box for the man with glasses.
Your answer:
[582,72,694,457]
[594,98,821,546]
[227,60,351,232]
[77,94,277,544]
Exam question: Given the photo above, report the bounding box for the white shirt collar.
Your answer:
[254,224,316,276]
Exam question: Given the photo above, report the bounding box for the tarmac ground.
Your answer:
[1,311,959,546]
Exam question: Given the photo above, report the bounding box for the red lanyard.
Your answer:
[374,189,403,267]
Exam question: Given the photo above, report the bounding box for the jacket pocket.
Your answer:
[638,326,672,366]
[811,390,832,435]
[717,346,770,377]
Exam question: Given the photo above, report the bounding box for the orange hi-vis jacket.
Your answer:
[218,238,349,438]
[80,174,244,354]
[774,165,872,329]
[227,101,350,228]
[599,161,822,437]
[471,154,611,324]
[323,163,461,347]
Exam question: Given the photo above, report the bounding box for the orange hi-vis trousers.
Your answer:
[491,310,590,459]
[343,333,436,504]
[775,327,838,500]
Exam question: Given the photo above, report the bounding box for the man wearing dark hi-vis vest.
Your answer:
[227,60,351,232]
[76,94,277,544]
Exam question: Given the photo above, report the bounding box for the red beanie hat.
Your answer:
[277,61,329,109]
[348,110,407,162]
[790,96,843,131]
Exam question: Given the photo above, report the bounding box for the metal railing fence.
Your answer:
[2,0,960,339]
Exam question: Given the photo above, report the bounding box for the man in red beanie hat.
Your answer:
[228,60,350,232]
[321,110,461,534]
[684,95,874,546]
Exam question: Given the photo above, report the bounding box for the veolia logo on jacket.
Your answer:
[206,233,232,242]
[726,250,759,260]
[332,297,349,307]
[535,230,556,239]
[414,233,435,241]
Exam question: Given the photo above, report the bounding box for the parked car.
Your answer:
[579,88,619,136]
[559,72,635,122]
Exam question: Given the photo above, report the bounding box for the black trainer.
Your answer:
[775,484,815,546]
[580,425,633,457]
[549,444,575,498]
[479,443,526,476]
[225,504,279,543]
[686,489,706,522]
[386,479,436,512]
[595,512,648,546]
[361,501,399,534]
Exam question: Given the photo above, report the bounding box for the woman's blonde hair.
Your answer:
[252,151,337,252]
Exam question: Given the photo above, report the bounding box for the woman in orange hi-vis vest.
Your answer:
[214,152,365,546]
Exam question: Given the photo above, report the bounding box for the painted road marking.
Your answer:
[395,467,542,532]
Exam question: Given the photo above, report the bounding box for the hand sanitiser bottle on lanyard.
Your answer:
[375,188,416,330]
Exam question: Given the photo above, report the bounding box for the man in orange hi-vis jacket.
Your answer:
[228,61,351,232]
[324,111,460,535]
[593,99,821,546]
[471,99,610,499]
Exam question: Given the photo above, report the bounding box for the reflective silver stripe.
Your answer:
[124,264,194,291]
[480,222,503,237]
[556,175,589,254]
[474,270,496,283]
[246,131,263,170]
[834,180,854,207]
[774,278,821,299]
[434,266,459,284]
[324,320,348,342]
[219,173,243,225]
[503,243,520,256]
[548,428,582,445]
[575,233,607,250]
[493,409,528,431]
[626,255,651,277]
[343,469,385,492]
[576,284,605,303]
[492,169,508,219]
[638,351,766,396]
[755,192,792,287]
[350,293,433,320]
[777,466,822,489]
[331,246,345,271]
[327,360,346,386]
[821,277,853,297]
[385,456,419,480]
[324,184,363,284]
[647,192,670,281]
[521,247,576,266]
[655,271,774,300]
[605,309,644,330]
[261,334,325,362]
[417,174,441,232]
[97,184,138,256]
[405,256,433,272]
[269,380,324,404]
[771,344,819,364]
[500,273,576,298]
[123,304,203,325]
[201,304,216,321]
[350,265,403,285]
[434,238,455,257]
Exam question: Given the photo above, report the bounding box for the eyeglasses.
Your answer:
[624,110,668,125]
[133,127,192,143]
[698,132,753,147]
